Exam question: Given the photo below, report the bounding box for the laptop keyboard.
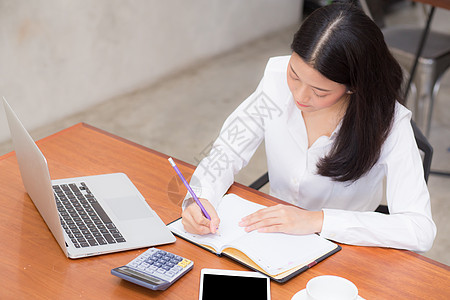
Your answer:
[53,182,126,248]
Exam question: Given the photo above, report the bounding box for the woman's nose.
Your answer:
[294,85,311,102]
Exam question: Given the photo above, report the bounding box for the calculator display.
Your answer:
[115,266,166,285]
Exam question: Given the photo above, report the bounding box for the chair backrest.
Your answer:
[411,120,433,183]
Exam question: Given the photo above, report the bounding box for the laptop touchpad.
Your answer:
[105,196,154,221]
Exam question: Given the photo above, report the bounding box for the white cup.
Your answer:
[306,275,358,300]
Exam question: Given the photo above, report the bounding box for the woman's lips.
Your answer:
[296,101,309,108]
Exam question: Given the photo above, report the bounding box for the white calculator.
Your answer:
[111,248,193,290]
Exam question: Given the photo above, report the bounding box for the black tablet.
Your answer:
[199,268,270,300]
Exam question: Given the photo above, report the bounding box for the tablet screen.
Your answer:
[199,269,270,300]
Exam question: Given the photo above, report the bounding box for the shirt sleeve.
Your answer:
[182,77,267,210]
[320,110,436,252]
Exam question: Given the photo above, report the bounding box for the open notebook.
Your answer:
[168,194,340,282]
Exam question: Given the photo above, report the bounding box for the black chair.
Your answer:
[359,0,450,137]
[249,120,433,214]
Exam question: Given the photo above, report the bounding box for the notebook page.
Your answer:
[168,194,266,251]
[168,219,225,252]
[215,194,266,248]
[228,231,337,275]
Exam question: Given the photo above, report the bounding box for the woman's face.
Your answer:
[287,52,349,115]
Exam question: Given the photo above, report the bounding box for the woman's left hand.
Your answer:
[239,204,324,235]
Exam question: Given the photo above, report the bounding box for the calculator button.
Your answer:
[178,259,191,268]
[172,265,182,272]
[156,268,166,275]
[166,271,175,277]
[137,265,147,271]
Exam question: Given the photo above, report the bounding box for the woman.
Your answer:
[181,3,436,252]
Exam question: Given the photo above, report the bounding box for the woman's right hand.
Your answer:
[181,198,220,235]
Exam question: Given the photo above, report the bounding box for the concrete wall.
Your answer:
[0,0,301,142]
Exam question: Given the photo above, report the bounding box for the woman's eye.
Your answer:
[313,90,327,98]
[290,73,300,81]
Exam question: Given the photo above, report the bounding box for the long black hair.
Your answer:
[291,3,404,182]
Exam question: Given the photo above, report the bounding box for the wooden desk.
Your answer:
[412,0,450,10]
[0,123,448,299]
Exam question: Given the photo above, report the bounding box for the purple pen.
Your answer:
[168,157,211,220]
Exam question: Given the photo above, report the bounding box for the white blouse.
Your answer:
[185,56,436,252]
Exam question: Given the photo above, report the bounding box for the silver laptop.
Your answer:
[2,97,175,258]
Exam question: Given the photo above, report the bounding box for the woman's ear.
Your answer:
[345,85,354,94]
